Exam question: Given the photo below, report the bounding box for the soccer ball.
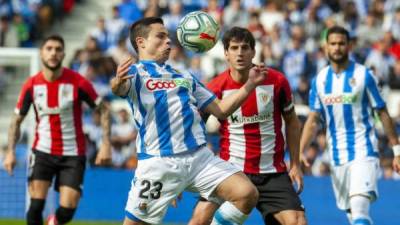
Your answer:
[177,11,219,53]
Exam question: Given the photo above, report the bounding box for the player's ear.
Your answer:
[136,37,145,50]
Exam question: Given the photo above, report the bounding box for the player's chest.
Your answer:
[318,75,363,106]
[32,83,76,114]
[139,76,194,102]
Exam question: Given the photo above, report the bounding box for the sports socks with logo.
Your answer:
[211,201,248,225]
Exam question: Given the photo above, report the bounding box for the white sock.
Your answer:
[350,195,372,225]
[211,201,248,225]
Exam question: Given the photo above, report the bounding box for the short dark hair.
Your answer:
[222,27,255,51]
[326,26,350,42]
[129,17,164,53]
[40,34,65,49]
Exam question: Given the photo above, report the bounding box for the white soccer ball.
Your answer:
[177,11,220,53]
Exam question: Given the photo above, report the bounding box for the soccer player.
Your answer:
[300,26,400,225]
[2,35,112,225]
[189,27,307,225]
[111,17,265,225]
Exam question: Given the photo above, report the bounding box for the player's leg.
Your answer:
[249,173,306,225]
[51,155,86,225]
[188,199,219,225]
[188,147,258,225]
[124,155,187,225]
[348,158,379,225]
[27,151,56,225]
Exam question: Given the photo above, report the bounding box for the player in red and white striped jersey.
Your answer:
[2,35,111,225]
[190,27,307,225]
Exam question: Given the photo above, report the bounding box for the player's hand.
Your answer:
[246,64,268,90]
[289,164,304,194]
[393,155,400,174]
[171,193,183,208]
[95,142,112,166]
[111,57,135,95]
[300,153,311,168]
[3,150,16,176]
[116,57,135,82]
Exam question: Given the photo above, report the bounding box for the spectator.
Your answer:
[203,0,223,25]
[89,17,113,52]
[107,38,132,65]
[118,0,143,24]
[365,38,396,84]
[12,13,30,47]
[356,12,384,47]
[222,0,249,29]
[106,5,127,47]
[0,16,18,47]
[84,109,103,166]
[162,0,183,41]
[259,1,284,32]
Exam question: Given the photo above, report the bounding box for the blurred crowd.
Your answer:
[1,0,400,179]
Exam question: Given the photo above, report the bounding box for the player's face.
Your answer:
[141,23,171,62]
[40,40,65,71]
[225,40,255,72]
[326,33,349,65]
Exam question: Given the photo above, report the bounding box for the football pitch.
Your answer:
[0,219,181,225]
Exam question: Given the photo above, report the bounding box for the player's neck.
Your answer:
[42,67,62,82]
[230,69,249,84]
[330,59,350,74]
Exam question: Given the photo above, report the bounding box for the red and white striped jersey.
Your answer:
[207,68,294,174]
[15,68,100,156]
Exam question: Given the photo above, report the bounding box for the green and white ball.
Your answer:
[177,11,220,53]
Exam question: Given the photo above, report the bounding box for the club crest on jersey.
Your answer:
[145,78,191,91]
[259,93,270,104]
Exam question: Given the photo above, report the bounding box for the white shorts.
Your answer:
[124,146,240,224]
[331,157,379,210]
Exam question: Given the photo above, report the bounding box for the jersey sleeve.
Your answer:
[15,78,33,116]
[309,77,322,113]
[78,76,100,109]
[365,70,386,109]
[278,75,294,113]
[192,75,216,110]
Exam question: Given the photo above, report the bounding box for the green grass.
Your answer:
[0,219,182,225]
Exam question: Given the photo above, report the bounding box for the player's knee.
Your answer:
[27,198,45,225]
[297,213,307,225]
[56,206,76,224]
[244,184,259,207]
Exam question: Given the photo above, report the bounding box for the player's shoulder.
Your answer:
[208,69,230,87]
[267,67,286,80]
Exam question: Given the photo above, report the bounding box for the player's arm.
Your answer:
[3,113,26,176]
[95,100,112,166]
[376,108,400,173]
[299,111,320,167]
[203,65,267,119]
[283,109,303,193]
[110,57,135,96]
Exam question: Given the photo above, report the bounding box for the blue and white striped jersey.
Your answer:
[309,61,385,166]
[124,60,216,159]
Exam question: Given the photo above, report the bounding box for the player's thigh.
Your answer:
[249,173,304,224]
[28,151,56,199]
[330,163,351,210]
[214,172,257,202]
[188,147,253,202]
[349,158,379,201]
[273,210,307,225]
[125,156,186,224]
[189,199,219,225]
[59,186,80,208]
[54,156,86,196]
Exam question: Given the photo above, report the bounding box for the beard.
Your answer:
[42,60,62,71]
[328,52,348,64]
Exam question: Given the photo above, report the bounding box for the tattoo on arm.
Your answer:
[98,101,111,144]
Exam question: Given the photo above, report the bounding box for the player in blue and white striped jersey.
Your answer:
[300,26,400,225]
[110,17,267,225]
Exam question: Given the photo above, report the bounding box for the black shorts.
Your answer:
[246,172,304,225]
[28,150,86,193]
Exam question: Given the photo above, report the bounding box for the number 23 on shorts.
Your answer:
[135,178,164,200]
